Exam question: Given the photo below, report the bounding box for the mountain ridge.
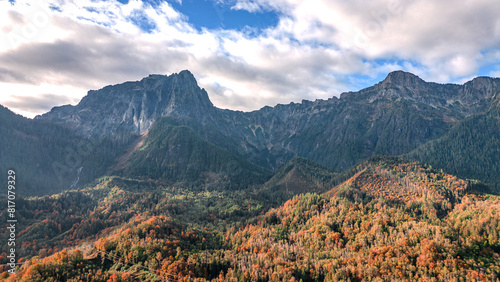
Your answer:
[3,69,500,195]
[26,70,500,174]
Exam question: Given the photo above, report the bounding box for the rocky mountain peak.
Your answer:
[142,70,198,87]
[178,69,197,81]
[381,70,425,87]
[38,70,214,137]
[463,76,499,93]
[457,76,500,106]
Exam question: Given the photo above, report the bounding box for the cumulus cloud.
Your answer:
[231,0,500,80]
[0,0,499,118]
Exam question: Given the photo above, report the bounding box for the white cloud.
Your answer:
[227,0,500,81]
[1,0,500,118]
[231,1,262,13]
[0,82,84,118]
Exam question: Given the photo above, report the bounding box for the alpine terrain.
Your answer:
[1,70,499,281]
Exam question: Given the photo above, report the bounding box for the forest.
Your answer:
[1,157,499,281]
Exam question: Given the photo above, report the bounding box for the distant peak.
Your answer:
[146,70,195,81]
[142,70,201,91]
[177,69,196,81]
[385,70,419,79]
[382,70,425,86]
[147,74,166,78]
[178,69,194,76]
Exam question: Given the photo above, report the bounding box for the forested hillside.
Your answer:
[0,105,127,196]
[2,158,498,281]
[117,118,271,189]
[409,98,500,189]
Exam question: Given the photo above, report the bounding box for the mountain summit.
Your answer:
[381,70,426,87]
[38,70,213,137]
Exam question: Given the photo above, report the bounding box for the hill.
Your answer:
[260,157,356,203]
[0,105,127,195]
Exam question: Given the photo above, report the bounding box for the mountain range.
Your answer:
[2,69,499,195]
[1,70,500,280]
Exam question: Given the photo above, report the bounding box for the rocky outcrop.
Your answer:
[38,70,214,138]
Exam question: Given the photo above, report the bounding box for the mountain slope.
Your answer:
[408,100,500,187]
[230,72,500,171]
[117,118,271,189]
[0,105,125,196]
[1,70,493,195]
[4,157,499,281]
[324,156,471,205]
[260,157,356,203]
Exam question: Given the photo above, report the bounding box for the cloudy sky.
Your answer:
[1,0,500,118]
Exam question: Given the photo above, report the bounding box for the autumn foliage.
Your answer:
[1,158,499,281]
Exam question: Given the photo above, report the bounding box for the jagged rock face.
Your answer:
[38,70,214,137]
[212,72,500,169]
[37,70,500,171]
[342,71,500,114]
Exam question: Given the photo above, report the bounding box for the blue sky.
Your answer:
[1,0,500,117]
[167,0,279,31]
